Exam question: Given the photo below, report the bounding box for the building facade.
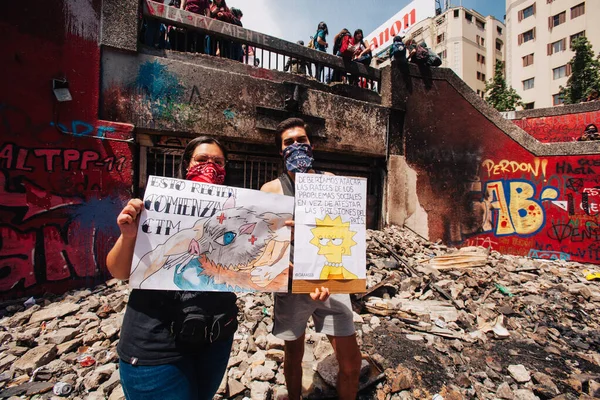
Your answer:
[506,0,599,109]
[375,6,505,98]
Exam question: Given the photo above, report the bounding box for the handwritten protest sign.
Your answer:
[130,176,294,292]
[292,173,367,293]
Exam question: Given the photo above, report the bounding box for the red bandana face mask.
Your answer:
[186,162,226,185]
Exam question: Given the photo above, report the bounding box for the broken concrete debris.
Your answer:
[0,225,598,399]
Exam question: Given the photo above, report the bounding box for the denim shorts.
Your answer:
[119,336,233,400]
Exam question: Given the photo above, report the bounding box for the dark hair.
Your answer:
[275,118,312,149]
[231,7,242,18]
[586,123,598,132]
[317,21,328,36]
[178,136,228,179]
[297,40,305,46]
[354,29,364,39]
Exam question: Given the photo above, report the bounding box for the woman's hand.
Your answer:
[117,199,143,239]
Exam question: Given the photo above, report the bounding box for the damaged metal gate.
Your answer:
[140,143,384,228]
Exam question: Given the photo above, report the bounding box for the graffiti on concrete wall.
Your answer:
[513,110,600,143]
[103,59,243,133]
[455,155,600,264]
[0,105,134,296]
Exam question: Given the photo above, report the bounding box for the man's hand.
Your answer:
[310,286,330,301]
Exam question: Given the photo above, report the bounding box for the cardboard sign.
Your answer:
[130,176,294,292]
[292,173,367,293]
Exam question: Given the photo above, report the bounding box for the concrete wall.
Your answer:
[385,62,600,264]
[511,102,600,143]
[100,49,388,157]
[0,1,135,299]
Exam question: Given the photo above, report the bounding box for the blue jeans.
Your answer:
[119,337,233,400]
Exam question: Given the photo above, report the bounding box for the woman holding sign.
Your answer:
[106,137,238,400]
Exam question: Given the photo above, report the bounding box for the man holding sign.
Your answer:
[261,118,361,400]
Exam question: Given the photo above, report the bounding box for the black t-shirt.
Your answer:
[118,289,237,366]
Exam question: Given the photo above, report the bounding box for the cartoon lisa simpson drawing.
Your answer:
[309,215,358,279]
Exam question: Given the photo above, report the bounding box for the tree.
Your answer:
[485,60,522,111]
[559,36,600,104]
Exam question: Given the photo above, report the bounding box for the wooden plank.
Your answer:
[292,279,367,294]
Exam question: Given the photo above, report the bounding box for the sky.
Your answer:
[227,1,506,46]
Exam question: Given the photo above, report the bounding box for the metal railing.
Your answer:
[141,0,381,91]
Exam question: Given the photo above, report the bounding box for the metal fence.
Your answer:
[141,0,381,91]
[143,145,383,228]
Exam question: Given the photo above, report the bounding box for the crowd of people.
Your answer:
[142,1,441,89]
[142,0,259,65]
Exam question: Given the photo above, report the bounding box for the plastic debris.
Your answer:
[495,283,514,297]
[23,297,36,308]
[76,354,96,367]
[53,382,73,396]
[583,269,600,281]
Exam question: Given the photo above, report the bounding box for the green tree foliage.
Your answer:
[485,60,522,112]
[559,36,600,104]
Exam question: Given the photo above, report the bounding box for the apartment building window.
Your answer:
[522,53,534,67]
[518,28,536,45]
[465,12,473,22]
[477,53,486,64]
[476,19,485,30]
[496,39,503,51]
[548,38,566,54]
[477,72,487,82]
[523,78,535,90]
[524,102,535,109]
[553,94,564,106]
[549,11,566,29]
[553,65,568,79]
[571,3,585,19]
[436,16,446,26]
[518,4,535,21]
[497,26,503,35]
[437,33,445,44]
[476,90,485,99]
[438,50,447,60]
[454,9,460,18]
[570,31,586,47]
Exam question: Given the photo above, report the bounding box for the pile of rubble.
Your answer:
[0,226,599,399]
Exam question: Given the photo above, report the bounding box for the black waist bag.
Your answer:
[171,294,238,348]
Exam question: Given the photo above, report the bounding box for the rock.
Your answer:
[99,369,121,395]
[496,382,514,399]
[29,303,81,324]
[273,385,288,400]
[508,364,531,383]
[13,344,57,374]
[45,328,78,345]
[513,389,539,400]
[56,337,82,355]
[83,363,118,390]
[266,333,284,350]
[589,380,600,397]
[108,385,126,400]
[388,365,414,393]
[250,365,275,381]
[266,349,285,363]
[16,327,41,344]
[227,378,245,397]
[0,354,17,371]
[25,382,55,396]
[250,380,271,400]
[531,372,559,395]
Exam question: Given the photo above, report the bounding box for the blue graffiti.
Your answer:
[50,121,115,138]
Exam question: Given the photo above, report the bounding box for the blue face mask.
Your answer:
[283,143,314,173]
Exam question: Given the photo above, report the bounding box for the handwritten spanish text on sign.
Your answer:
[130,176,294,292]
[293,174,367,287]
